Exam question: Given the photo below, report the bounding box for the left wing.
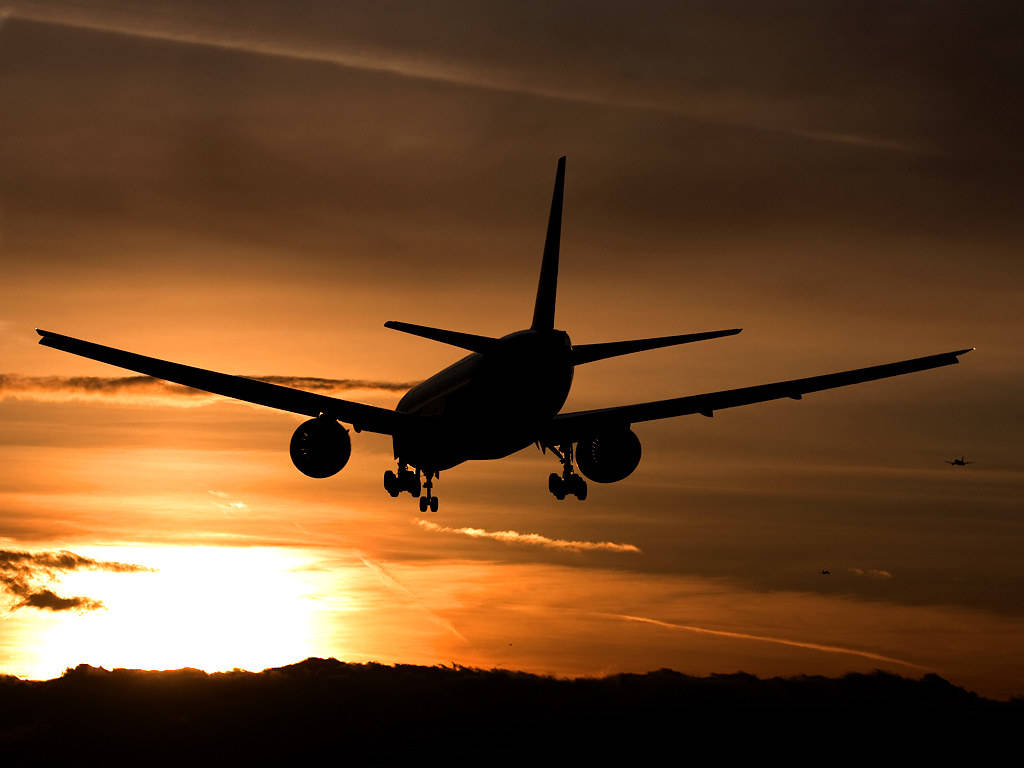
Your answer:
[36,330,406,435]
[546,348,973,442]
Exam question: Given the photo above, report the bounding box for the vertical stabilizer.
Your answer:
[531,156,566,330]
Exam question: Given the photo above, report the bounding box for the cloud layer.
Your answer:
[0,374,415,407]
[0,549,154,612]
[416,519,641,553]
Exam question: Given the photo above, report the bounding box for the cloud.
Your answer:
[0,374,415,407]
[18,589,103,612]
[208,490,248,512]
[415,519,641,554]
[849,568,894,579]
[0,548,155,612]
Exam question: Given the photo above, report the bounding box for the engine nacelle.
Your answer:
[289,417,351,478]
[575,428,642,484]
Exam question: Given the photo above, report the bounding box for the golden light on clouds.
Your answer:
[415,518,642,553]
[0,2,1022,704]
[5,546,343,679]
[0,373,412,408]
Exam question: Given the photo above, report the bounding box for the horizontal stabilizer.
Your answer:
[570,328,742,366]
[384,321,498,354]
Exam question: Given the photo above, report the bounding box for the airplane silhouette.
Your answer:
[946,456,974,466]
[37,157,974,512]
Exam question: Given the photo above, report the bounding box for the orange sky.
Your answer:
[1,2,1022,699]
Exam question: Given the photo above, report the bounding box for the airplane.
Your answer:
[36,157,974,513]
[821,570,831,575]
[946,456,974,466]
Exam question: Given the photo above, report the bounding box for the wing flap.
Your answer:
[547,348,973,440]
[36,330,405,435]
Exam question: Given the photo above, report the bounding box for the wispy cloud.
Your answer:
[603,613,929,670]
[0,548,155,612]
[849,568,894,579]
[208,490,248,513]
[0,373,415,407]
[416,519,641,554]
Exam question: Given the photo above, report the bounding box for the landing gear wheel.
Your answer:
[429,496,439,513]
[570,475,588,501]
[419,496,429,513]
[548,472,566,500]
[384,470,400,497]
[400,470,421,497]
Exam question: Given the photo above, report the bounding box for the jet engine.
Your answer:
[289,417,351,478]
[575,428,642,483]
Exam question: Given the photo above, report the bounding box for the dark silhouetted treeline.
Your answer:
[0,658,1019,757]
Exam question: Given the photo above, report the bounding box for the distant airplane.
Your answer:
[821,570,831,575]
[37,157,974,512]
[946,456,974,466]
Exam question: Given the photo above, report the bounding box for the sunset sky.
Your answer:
[1,1,1022,698]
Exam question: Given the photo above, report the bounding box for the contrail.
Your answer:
[7,6,929,154]
[601,612,931,670]
[416,519,641,554]
[356,553,468,643]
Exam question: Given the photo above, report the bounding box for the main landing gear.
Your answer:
[384,463,439,512]
[547,442,587,501]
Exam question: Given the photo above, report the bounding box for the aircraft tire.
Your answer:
[419,496,429,513]
[548,473,566,500]
[402,471,421,497]
[384,470,400,497]
[429,497,439,513]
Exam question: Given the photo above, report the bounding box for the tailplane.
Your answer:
[384,321,498,354]
[570,328,742,366]
[531,156,566,331]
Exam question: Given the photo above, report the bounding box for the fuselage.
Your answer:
[392,329,573,472]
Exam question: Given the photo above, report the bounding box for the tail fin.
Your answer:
[570,328,742,366]
[531,156,566,331]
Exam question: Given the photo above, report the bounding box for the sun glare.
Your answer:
[13,545,351,680]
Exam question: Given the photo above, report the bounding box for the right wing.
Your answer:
[547,348,973,442]
[37,330,406,435]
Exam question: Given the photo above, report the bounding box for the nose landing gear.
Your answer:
[546,442,587,501]
[418,472,439,513]
[413,479,438,514]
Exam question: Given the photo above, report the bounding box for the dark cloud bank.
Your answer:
[0,374,415,404]
[0,658,1017,756]
[0,549,152,612]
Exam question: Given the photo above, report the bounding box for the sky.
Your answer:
[1,1,1022,698]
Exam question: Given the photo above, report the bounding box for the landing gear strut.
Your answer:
[547,442,587,501]
[418,470,439,513]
